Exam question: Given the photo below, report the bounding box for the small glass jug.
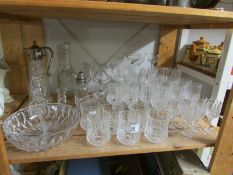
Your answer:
[24,41,53,105]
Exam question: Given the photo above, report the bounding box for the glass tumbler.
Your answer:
[103,104,124,135]
[144,109,169,144]
[117,109,142,145]
[86,111,111,147]
[80,95,101,130]
[57,88,67,104]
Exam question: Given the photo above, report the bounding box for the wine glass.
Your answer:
[90,65,112,96]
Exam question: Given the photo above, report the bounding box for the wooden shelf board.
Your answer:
[0,0,233,25]
[6,127,217,164]
[0,95,28,122]
[177,63,216,85]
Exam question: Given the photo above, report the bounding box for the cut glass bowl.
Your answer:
[3,103,80,152]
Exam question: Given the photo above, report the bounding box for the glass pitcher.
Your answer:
[24,41,53,105]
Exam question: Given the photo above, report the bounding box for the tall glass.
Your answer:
[79,95,101,130]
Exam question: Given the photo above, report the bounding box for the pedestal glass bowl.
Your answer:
[3,103,80,152]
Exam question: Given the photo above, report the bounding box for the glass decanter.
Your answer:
[24,41,53,105]
[57,42,77,100]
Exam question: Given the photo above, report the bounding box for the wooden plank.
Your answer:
[157,25,178,67]
[0,95,27,175]
[0,1,233,25]
[6,127,217,164]
[0,20,28,95]
[20,19,46,73]
[0,127,11,175]
[178,63,216,78]
[210,87,233,175]
[189,23,233,29]
[21,19,45,48]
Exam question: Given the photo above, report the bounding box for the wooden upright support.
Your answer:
[210,87,233,175]
[0,126,11,175]
[157,25,178,67]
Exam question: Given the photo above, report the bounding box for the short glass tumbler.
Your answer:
[86,112,111,146]
[144,109,169,144]
[117,109,142,145]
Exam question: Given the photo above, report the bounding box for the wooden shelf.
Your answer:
[0,0,233,26]
[6,127,218,164]
[177,63,216,85]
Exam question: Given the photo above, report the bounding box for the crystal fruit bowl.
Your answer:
[3,103,80,152]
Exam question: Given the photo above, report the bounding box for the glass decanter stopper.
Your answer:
[57,42,77,101]
[24,41,53,105]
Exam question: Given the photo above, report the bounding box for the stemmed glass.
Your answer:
[202,99,222,134]
[90,65,112,96]
[122,80,140,108]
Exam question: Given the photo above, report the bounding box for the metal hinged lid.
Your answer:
[76,71,86,83]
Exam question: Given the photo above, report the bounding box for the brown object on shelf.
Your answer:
[189,44,199,62]
[217,42,224,51]
[193,37,210,50]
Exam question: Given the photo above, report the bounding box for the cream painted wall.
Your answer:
[44,19,159,72]
[44,19,160,91]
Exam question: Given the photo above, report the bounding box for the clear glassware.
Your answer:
[24,41,53,105]
[117,109,142,145]
[126,53,141,74]
[151,81,170,110]
[205,99,222,122]
[3,103,80,152]
[75,71,88,106]
[103,104,124,135]
[178,0,190,7]
[122,81,140,107]
[167,100,179,130]
[191,82,202,102]
[57,42,77,100]
[203,99,223,134]
[111,58,135,82]
[79,94,101,130]
[90,65,112,95]
[106,82,121,106]
[57,88,67,104]
[86,109,111,146]
[139,85,151,105]
[132,103,150,133]
[144,109,169,144]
